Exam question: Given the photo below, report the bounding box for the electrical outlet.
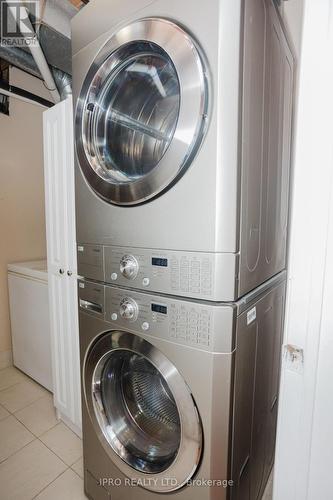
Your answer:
[283,344,304,374]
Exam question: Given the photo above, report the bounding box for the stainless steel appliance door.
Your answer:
[75,18,208,205]
[83,330,202,492]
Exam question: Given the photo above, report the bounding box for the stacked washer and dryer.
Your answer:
[72,0,293,499]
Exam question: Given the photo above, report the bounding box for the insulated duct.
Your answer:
[0,2,73,102]
[52,68,72,100]
[0,46,40,79]
[0,45,72,101]
[8,4,60,102]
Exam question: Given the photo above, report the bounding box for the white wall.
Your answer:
[0,68,50,369]
[274,1,333,499]
[280,0,304,58]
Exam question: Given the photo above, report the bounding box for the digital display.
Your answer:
[152,257,168,267]
[151,304,168,315]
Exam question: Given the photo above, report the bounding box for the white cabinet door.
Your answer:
[43,96,81,436]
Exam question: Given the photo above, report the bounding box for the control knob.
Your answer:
[120,255,139,280]
[119,297,138,321]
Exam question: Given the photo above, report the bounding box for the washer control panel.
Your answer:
[78,281,235,353]
[104,246,215,300]
[105,286,214,349]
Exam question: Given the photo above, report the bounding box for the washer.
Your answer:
[72,0,294,301]
[78,272,286,500]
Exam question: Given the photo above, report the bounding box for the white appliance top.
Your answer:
[8,260,48,282]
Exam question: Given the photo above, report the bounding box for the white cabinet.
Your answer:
[8,261,52,392]
[43,96,81,436]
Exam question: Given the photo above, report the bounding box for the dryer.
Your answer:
[72,0,294,301]
[78,272,286,500]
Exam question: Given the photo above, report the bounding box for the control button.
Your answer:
[120,255,139,280]
[111,313,118,321]
[111,273,118,281]
[142,322,149,331]
[142,277,150,287]
[119,297,139,321]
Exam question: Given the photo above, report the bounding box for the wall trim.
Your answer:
[0,350,13,370]
[274,1,333,498]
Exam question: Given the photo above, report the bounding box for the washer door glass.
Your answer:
[89,46,180,183]
[76,18,208,205]
[84,331,202,493]
[100,349,181,473]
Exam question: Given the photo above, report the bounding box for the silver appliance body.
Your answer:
[79,273,286,500]
[72,0,294,301]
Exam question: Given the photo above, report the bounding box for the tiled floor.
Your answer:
[0,366,87,500]
[0,366,274,500]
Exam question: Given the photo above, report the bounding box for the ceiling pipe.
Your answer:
[8,3,60,103]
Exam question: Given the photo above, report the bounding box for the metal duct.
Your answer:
[27,0,77,74]
[8,4,60,102]
[0,45,72,102]
[0,1,73,102]
[0,46,41,80]
[52,67,72,100]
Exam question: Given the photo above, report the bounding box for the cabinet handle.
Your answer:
[67,270,73,276]
[59,268,65,275]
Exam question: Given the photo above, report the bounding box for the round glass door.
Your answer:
[84,331,202,492]
[76,18,208,205]
[88,45,180,184]
[99,350,181,473]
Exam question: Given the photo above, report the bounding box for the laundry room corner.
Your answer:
[1,1,333,499]
[0,66,49,370]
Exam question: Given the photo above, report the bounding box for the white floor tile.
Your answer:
[0,379,48,413]
[0,367,28,391]
[0,440,67,500]
[0,404,10,421]
[15,394,58,437]
[0,415,35,462]
[40,422,82,466]
[71,457,84,479]
[35,469,87,500]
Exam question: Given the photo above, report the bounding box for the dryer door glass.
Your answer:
[88,48,180,184]
[76,18,208,205]
[84,331,202,493]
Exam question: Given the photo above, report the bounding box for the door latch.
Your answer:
[283,344,304,373]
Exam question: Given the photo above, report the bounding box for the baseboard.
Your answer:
[56,409,82,439]
[0,350,13,370]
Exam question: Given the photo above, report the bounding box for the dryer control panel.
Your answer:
[77,244,239,301]
[78,280,235,353]
[106,246,214,297]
